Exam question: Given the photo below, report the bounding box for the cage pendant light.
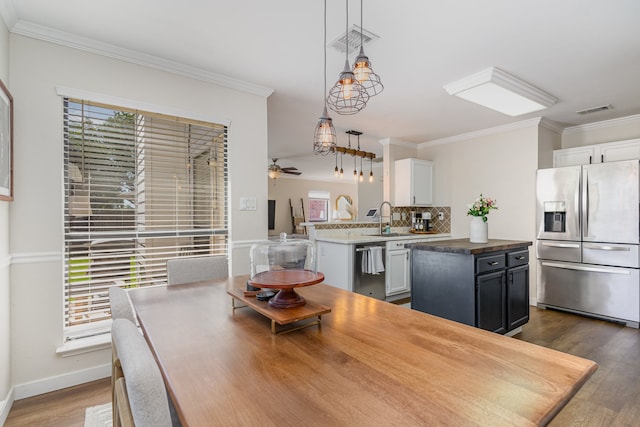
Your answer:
[327,0,369,115]
[314,0,337,155]
[353,0,383,96]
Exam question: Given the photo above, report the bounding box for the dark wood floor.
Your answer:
[4,307,640,426]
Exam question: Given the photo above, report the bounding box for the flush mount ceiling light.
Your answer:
[443,67,557,117]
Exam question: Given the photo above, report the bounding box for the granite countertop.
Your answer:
[407,238,532,255]
[315,233,451,245]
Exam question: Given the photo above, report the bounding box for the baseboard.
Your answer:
[0,387,15,426]
[13,363,111,400]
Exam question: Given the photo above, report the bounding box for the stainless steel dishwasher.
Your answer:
[353,242,386,300]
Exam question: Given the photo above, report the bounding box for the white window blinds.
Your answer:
[63,98,228,334]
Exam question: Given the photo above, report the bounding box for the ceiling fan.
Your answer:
[268,158,301,179]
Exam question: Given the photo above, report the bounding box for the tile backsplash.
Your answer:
[310,206,451,234]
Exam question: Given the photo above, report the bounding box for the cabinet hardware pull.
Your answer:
[589,155,592,164]
[515,256,525,260]
[601,154,604,163]
[488,261,499,266]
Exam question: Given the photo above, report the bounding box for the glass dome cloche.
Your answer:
[249,233,324,308]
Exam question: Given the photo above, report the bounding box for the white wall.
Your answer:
[357,163,383,220]
[8,34,268,394]
[561,114,640,148]
[0,11,11,423]
[418,120,540,302]
[267,177,357,237]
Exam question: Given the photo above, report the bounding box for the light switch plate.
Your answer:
[239,197,257,211]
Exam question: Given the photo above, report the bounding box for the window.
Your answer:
[63,98,228,339]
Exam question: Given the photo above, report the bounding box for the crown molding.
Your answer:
[562,113,640,135]
[420,117,543,147]
[378,137,416,148]
[10,20,274,98]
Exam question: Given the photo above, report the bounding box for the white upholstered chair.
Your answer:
[109,285,137,324]
[111,318,175,427]
[166,255,228,286]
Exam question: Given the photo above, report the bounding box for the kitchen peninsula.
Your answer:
[310,223,450,301]
[409,239,532,335]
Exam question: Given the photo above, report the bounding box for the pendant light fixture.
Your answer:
[369,157,374,182]
[327,0,369,115]
[313,0,337,155]
[353,0,383,96]
[334,151,339,177]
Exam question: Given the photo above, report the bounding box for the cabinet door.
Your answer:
[600,139,640,163]
[553,146,597,167]
[394,158,433,206]
[412,160,433,205]
[476,271,506,334]
[507,265,529,330]
[387,249,410,296]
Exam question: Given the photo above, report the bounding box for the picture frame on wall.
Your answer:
[0,78,13,201]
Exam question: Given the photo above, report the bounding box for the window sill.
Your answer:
[56,333,112,358]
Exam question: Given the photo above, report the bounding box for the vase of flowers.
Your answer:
[467,194,498,243]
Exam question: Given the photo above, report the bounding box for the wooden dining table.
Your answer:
[128,275,597,427]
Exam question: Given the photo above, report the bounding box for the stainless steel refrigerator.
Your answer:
[536,159,640,327]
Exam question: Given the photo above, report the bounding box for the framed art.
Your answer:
[0,78,13,201]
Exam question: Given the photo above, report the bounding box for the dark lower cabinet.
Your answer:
[411,244,530,334]
[476,270,507,334]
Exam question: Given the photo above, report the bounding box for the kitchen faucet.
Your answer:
[379,201,393,234]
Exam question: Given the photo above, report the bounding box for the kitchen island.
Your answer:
[409,239,533,334]
[129,276,596,426]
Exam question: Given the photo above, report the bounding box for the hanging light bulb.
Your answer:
[353,156,358,180]
[369,157,374,182]
[327,0,369,115]
[334,151,339,177]
[313,0,337,155]
[339,153,344,178]
[353,0,383,97]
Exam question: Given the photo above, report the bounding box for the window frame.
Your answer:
[59,89,230,342]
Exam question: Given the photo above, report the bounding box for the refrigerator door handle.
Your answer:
[540,241,581,249]
[585,245,631,252]
[541,261,631,275]
[583,168,589,238]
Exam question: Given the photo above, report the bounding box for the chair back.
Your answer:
[109,285,137,324]
[166,255,228,286]
[111,318,173,427]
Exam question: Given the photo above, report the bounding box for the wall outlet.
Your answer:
[438,212,444,221]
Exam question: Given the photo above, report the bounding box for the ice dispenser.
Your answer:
[543,201,566,233]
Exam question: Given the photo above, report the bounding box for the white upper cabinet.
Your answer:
[553,138,640,167]
[394,158,433,206]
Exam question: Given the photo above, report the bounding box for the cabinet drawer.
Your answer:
[476,253,505,274]
[507,250,529,267]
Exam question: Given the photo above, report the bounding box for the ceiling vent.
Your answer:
[330,25,379,53]
[576,104,613,115]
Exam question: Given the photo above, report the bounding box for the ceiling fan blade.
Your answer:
[283,170,302,175]
[281,167,298,172]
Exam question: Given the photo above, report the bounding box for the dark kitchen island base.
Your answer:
[408,239,533,334]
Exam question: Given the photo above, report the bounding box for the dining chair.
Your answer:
[166,255,228,286]
[111,318,175,427]
[109,285,137,324]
